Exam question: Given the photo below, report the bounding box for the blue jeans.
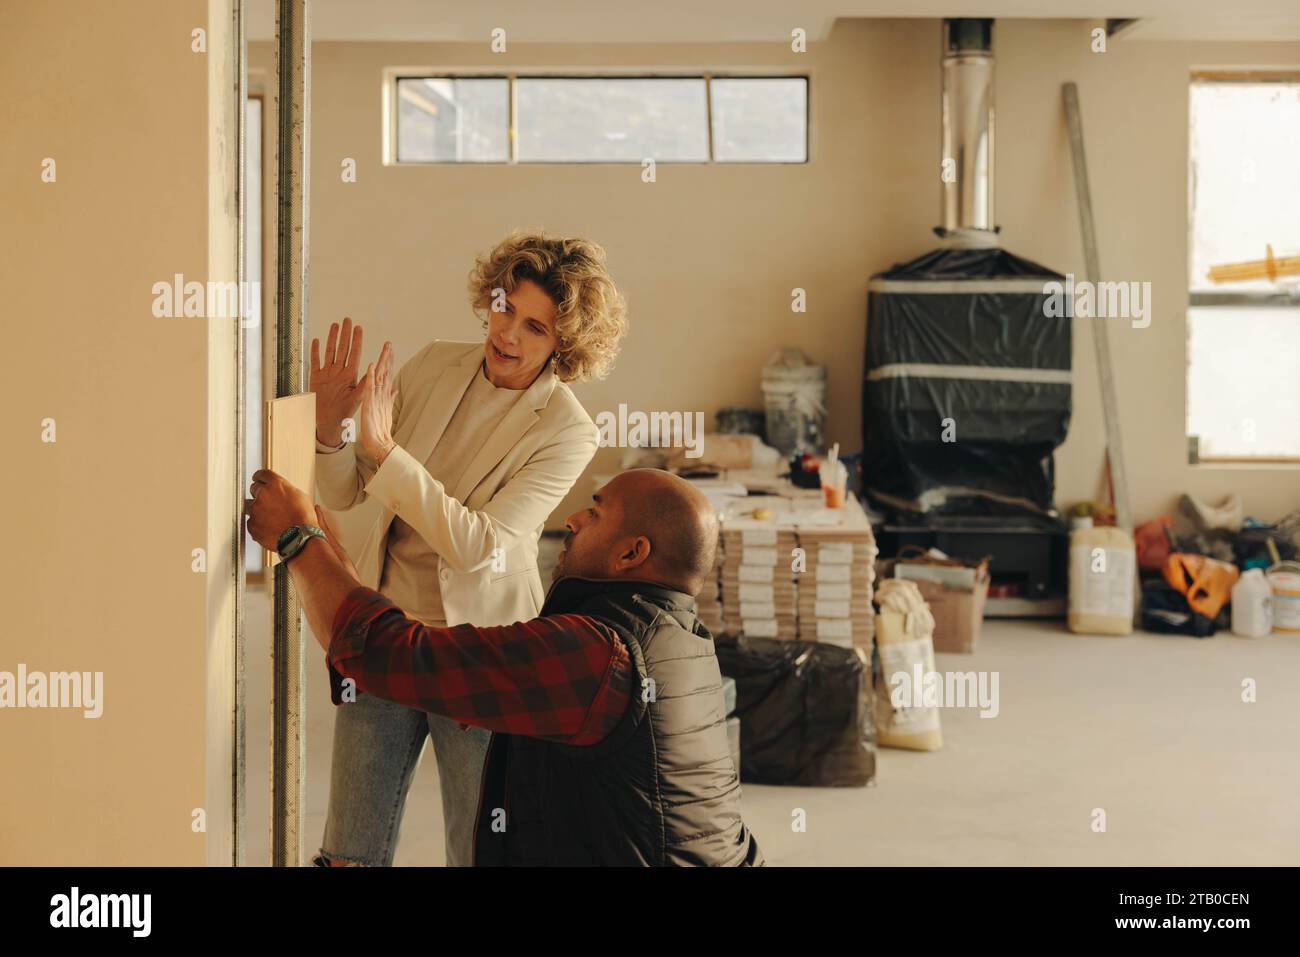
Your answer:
[316,691,491,867]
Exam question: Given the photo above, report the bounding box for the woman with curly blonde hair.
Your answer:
[308,230,626,866]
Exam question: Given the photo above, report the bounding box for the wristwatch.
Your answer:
[276,524,327,563]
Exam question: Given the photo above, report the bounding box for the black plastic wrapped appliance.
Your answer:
[863,247,1070,516]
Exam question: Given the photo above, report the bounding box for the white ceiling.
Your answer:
[246,0,1300,44]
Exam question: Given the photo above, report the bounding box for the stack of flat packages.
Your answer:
[686,471,875,645]
[794,495,878,648]
[720,521,798,641]
[695,543,725,637]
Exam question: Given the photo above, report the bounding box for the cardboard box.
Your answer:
[892,558,990,654]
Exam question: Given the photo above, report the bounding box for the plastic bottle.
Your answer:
[1231,568,1272,637]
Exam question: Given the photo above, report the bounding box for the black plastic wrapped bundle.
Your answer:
[862,246,1071,516]
[715,634,875,787]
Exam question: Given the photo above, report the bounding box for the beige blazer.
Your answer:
[315,339,599,627]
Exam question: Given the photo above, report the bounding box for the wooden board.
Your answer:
[263,392,317,567]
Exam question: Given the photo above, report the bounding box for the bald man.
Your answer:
[246,467,763,867]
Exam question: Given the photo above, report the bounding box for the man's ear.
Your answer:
[614,535,652,572]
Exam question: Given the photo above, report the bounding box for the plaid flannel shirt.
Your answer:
[327,586,633,746]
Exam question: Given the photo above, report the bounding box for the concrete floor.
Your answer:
[243,589,1300,866]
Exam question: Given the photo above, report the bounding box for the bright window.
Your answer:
[710,77,808,162]
[396,77,510,162]
[516,78,708,162]
[1187,75,1300,461]
[393,74,808,164]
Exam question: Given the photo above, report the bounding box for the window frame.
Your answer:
[1186,70,1300,464]
[384,69,810,166]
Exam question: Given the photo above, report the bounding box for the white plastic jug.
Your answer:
[1068,525,1135,635]
[1231,568,1273,638]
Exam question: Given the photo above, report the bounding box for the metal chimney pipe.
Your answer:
[940,18,996,242]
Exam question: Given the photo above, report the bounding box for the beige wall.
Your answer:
[0,0,237,864]
[255,19,1299,542]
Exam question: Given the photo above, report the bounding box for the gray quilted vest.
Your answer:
[472,576,763,866]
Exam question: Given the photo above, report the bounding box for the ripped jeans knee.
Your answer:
[312,850,369,867]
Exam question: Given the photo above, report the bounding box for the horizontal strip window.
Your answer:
[393,74,808,164]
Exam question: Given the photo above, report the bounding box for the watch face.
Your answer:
[276,526,300,554]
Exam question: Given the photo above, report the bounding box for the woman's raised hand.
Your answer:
[358,340,398,466]
[310,318,365,446]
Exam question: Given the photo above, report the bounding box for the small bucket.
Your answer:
[761,348,825,458]
[1267,561,1300,634]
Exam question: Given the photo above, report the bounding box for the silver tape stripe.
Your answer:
[867,363,1072,384]
[868,279,1055,294]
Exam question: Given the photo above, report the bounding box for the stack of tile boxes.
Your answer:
[710,490,877,649]
[795,529,877,648]
[721,523,800,641]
